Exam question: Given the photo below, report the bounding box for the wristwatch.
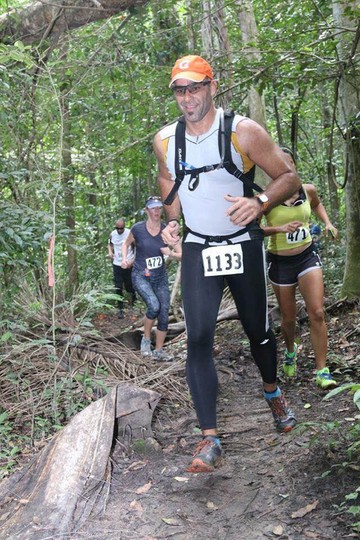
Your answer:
[255,193,270,212]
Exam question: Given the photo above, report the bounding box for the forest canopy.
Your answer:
[0,0,359,302]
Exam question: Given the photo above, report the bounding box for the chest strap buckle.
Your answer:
[207,236,223,243]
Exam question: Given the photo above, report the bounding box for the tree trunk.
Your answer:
[201,1,214,62]
[332,0,360,299]
[236,0,265,127]
[0,0,148,45]
[170,263,181,308]
[212,0,233,109]
[321,91,340,218]
[236,0,268,188]
[273,91,284,145]
[88,171,101,251]
[289,87,306,159]
[185,0,196,51]
[201,0,233,109]
[60,56,79,293]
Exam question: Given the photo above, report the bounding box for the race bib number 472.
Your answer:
[146,256,163,270]
[201,244,244,277]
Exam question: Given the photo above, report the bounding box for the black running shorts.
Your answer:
[267,243,322,286]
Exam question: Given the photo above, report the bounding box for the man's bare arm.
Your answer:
[108,239,114,258]
[225,119,301,227]
[238,118,300,203]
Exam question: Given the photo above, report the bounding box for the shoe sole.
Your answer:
[278,424,296,433]
[316,381,337,389]
[275,418,297,433]
[185,457,222,473]
[152,357,173,362]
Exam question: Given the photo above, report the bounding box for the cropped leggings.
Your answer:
[181,240,277,430]
[132,269,170,332]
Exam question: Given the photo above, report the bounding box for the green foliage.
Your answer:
[0,280,116,478]
[321,235,347,287]
[297,416,360,530]
[297,380,360,531]
[0,41,34,68]
[0,201,48,273]
[324,382,360,411]
[0,412,23,479]
[0,363,110,479]
[333,487,360,535]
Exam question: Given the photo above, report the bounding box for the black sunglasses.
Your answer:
[171,81,211,97]
[116,227,125,231]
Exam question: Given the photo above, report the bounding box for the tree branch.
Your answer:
[0,0,148,45]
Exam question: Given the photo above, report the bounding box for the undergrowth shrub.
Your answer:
[297,383,360,534]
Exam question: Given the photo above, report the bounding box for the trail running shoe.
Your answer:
[140,337,152,356]
[186,436,222,473]
[316,367,337,389]
[283,343,297,377]
[265,391,297,433]
[117,309,125,319]
[152,348,172,362]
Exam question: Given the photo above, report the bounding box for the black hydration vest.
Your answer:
[163,109,263,206]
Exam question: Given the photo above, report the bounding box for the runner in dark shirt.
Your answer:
[122,197,171,361]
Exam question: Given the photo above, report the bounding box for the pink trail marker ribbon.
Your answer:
[47,234,55,287]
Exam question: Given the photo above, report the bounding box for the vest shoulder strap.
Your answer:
[222,110,263,193]
[163,110,263,206]
[163,117,186,206]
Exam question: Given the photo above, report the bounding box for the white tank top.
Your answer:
[109,228,134,266]
[159,109,254,244]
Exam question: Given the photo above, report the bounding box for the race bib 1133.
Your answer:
[201,244,244,277]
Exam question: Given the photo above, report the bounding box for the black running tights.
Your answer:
[181,240,277,430]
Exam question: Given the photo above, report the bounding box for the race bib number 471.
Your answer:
[286,227,310,244]
[201,244,244,277]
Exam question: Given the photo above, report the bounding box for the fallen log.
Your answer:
[114,306,242,345]
[0,383,160,539]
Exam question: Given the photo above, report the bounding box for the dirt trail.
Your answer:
[76,316,358,540]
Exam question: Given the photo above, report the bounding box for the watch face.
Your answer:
[260,194,269,203]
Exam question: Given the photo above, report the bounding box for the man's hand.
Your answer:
[224,195,263,226]
[161,244,182,261]
[161,220,180,246]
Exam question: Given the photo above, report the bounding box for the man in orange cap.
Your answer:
[153,54,301,473]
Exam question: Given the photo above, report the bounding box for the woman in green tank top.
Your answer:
[262,149,338,390]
